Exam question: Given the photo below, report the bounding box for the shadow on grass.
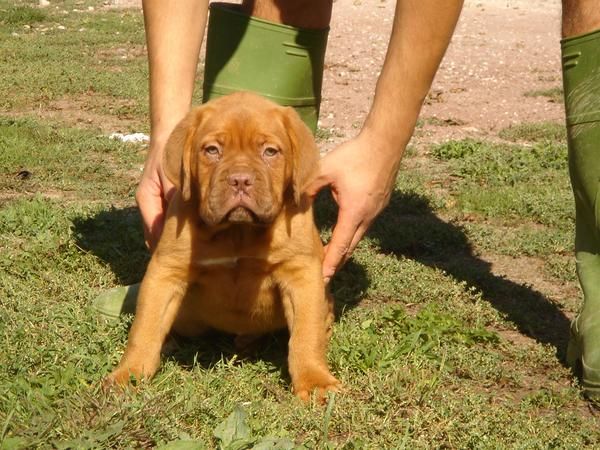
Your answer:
[317,189,571,362]
[72,206,149,285]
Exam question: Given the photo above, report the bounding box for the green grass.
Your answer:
[524,87,564,103]
[430,138,572,227]
[315,127,344,142]
[0,3,595,448]
[0,5,47,25]
[499,121,566,143]
[0,117,141,198]
[0,2,201,123]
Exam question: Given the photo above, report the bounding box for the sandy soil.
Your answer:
[64,0,566,144]
[319,0,564,148]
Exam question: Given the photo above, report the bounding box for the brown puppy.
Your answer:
[106,92,340,401]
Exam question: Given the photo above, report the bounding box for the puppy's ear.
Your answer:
[163,107,206,201]
[283,107,319,205]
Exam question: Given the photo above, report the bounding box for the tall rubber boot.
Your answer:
[562,28,600,401]
[202,2,329,133]
[91,283,139,321]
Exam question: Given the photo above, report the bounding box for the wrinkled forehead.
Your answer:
[195,101,290,146]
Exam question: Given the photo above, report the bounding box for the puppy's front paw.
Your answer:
[102,366,144,391]
[293,366,341,403]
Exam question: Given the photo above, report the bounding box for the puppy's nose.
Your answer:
[227,172,255,190]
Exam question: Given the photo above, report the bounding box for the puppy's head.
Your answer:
[163,92,318,227]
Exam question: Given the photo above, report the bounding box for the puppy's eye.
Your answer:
[204,145,220,156]
[263,147,279,157]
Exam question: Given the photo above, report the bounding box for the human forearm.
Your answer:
[363,0,464,154]
[143,0,208,143]
[137,0,208,250]
[308,0,463,278]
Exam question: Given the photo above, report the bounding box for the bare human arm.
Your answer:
[136,0,208,251]
[307,0,465,281]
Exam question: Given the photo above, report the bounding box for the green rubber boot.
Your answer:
[91,283,139,322]
[562,28,600,401]
[202,2,329,133]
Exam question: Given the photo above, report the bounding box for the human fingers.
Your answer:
[305,160,331,198]
[322,210,361,282]
[136,182,165,252]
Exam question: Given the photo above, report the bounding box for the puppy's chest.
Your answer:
[189,258,283,328]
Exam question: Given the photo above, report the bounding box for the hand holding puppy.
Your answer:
[307,132,401,281]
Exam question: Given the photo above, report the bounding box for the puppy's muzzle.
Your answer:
[221,167,262,223]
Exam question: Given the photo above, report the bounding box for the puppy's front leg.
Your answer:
[279,259,340,402]
[106,261,187,386]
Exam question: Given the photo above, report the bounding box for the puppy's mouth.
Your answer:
[220,193,266,224]
[226,205,259,223]
[204,181,277,227]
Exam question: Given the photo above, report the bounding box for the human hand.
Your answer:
[307,131,401,281]
[135,138,176,252]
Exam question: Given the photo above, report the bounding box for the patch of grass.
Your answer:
[315,127,344,142]
[431,140,567,185]
[463,222,572,258]
[545,256,578,284]
[334,304,498,374]
[430,139,572,227]
[0,5,47,25]
[0,6,152,118]
[0,116,141,199]
[430,138,480,160]
[458,183,573,228]
[499,121,566,143]
[524,87,564,103]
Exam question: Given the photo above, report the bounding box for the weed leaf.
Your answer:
[0,437,28,450]
[156,439,206,450]
[252,437,296,449]
[214,405,253,450]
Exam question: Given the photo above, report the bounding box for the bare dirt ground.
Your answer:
[320,0,563,148]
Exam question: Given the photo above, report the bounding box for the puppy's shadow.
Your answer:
[166,330,291,385]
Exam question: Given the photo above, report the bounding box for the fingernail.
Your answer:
[324,277,331,285]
